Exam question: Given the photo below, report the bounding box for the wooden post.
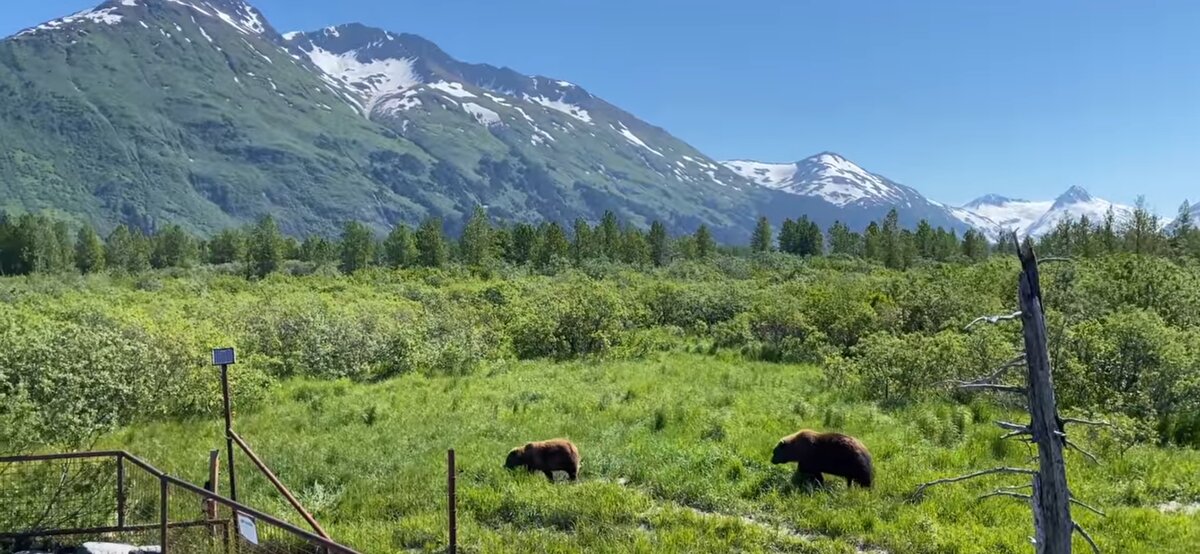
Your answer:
[448,449,457,554]
[1017,239,1074,553]
[221,364,238,502]
[207,450,220,539]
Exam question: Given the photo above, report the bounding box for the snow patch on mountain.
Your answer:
[727,153,908,207]
[526,95,592,124]
[299,46,420,113]
[462,102,501,126]
[614,122,663,157]
[429,81,477,99]
[15,7,123,37]
[723,160,798,188]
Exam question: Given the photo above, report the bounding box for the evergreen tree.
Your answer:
[534,222,569,268]
[914,220,935,259]
[416,217,448,268]
[1123,196,1162,255]
[648,220,669,266]
[339,221,376,274]
[151,224,197,269]
[881,209,903,268]
[863,222,883,261]
[1170,201,1195,258]
[570,218,597,264]
[243,215,284,279]
[208,229,246,265]
[508,223,537,265]
[492,226,512,263]
[598,211,621,259]
[777,218,799,254]
[382,225,417,268]
[459,206,495,266]
[750,216,773,253]
[619,225,650,265]
[827,221,861,257]
[1100,206,1119,254]
[282,237,302,261]
[74,225,105,273]
[961,229,989,262]
[51,221,73,272]
[106,225,151,274]
[796,216,823,256]
[693,224,715,259]
[0,213,18,274]
[300,236,337,265]
[11,213,63,274]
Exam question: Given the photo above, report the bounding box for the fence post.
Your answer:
[160,477,169,554]
[116,454,126,529]
[448,449,457,554]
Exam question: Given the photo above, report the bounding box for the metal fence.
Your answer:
[0,451,359,554]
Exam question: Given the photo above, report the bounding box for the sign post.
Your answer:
[213,347,238,502]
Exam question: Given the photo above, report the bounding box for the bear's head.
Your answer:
[771,439,793,464]
[504,446,526,470]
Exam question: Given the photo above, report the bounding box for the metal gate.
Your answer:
[0,451,359,554]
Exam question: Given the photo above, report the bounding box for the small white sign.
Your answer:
[237,513,259,545]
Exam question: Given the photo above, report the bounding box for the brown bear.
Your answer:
[771,429,873,488]
[505,438,581,482]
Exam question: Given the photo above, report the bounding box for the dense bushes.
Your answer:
[3,252,1200,452]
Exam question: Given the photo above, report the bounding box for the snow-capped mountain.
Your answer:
[957,195,1054,237]
[723,154,976,233]
[1022,187,1133,238]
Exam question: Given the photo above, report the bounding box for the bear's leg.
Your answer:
[543,470,556,482]
[567,467,578,481]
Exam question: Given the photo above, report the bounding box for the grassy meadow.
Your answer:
[5,251,1200,553]
[101,353,1200,553]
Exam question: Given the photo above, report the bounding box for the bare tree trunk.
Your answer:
[1017,239,1073,553]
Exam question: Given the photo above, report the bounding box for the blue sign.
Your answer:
[212,348,236,366]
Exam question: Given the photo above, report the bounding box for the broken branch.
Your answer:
[964,311,1023,331]
[1071,498,1107,517]
[1066,439,1100,464]
[956,383,1027,394]
[979,490,1032,502]
[912,467,1036,500]
[1074,522,1101,554]
[1062,417,1113,428]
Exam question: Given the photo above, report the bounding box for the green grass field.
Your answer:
[101,352,1200,553]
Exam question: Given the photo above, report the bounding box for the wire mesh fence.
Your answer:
[0,452,358,554]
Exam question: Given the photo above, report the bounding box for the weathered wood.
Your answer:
[1018,238,1074,553]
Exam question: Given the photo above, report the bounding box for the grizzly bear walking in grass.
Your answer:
[505,439,581,482]
[771,430,873,489]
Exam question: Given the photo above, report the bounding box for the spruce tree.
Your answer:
[416,217,448,268]
[243,215,284,279]
[339,221,376,274]
[151,224,197,269]
[598,211,621,259]
[208,229,245,265]
[534,222,569,268]
[74,225,105,273]
[570,218,597,264]
[106,224,151,274]
[619,225,650,265]
[382,225,417,268]
[459,206,494,266]
[693,224,716,259]
[301,236,337,265]
[508,223,537,265]
[750,216,772,253]
[648,221,669,266]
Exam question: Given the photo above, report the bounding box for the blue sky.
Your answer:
[3,1,1198,212]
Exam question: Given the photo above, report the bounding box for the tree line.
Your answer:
[1,199,1195,278]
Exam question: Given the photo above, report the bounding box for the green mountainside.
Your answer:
[0,0,803,240]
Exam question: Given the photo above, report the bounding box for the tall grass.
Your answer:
[101,354,1200,553]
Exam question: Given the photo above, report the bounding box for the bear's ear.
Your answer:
[524,442,534,449]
